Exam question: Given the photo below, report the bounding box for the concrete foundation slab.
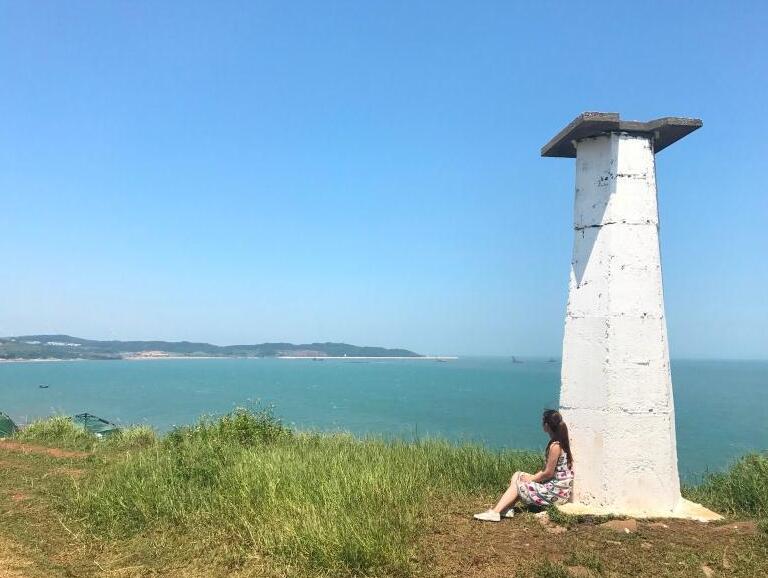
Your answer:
[557,498,722,523]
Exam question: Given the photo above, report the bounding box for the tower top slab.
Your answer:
[541,112,702,158]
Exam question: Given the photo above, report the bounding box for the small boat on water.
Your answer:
[511,356,523,364]
[38,384,49,389]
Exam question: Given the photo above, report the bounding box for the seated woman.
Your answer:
[474,409,574,522]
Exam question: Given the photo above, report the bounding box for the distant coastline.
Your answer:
[277,356,458,360]
[0,334,426,362]
[0,355,458,363]
[0,358,84,364]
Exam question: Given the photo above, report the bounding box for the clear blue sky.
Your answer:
[1,2,766,358]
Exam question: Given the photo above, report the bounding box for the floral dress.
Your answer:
[516,442,573,507]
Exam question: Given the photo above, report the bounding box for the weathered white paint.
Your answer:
[558,132,720,520]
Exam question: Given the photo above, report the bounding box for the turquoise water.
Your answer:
[0,357,765,479]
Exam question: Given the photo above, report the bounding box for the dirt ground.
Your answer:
[0,440,89,459]
[0,536,36,578]
[424,499,764,577]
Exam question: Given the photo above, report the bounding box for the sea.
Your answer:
[1,357,765,480]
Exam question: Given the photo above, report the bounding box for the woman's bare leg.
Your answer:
[492,471,528,513]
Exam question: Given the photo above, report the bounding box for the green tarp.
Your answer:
[73,413,121,438]
[0,412,18,437]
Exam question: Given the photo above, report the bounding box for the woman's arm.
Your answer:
[529,444,560,484]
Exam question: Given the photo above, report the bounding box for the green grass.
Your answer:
[682,452,768,519]
[13,415,97,451]
[13,415,158,453]
[100,424,158,452]
[524,559,571,578]
[56,408,541,576]
[564,549,603,574]
[10,410,768,577]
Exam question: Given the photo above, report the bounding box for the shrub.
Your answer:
[100,425,158,452]
[163,407,291,449]
[14,416,96,451]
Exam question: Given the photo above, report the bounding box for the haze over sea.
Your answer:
[1,357,765,480]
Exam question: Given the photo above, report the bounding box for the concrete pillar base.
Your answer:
[556,498,722,522]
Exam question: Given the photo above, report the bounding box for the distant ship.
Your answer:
[511,356,523,364]
[39,384,49,389]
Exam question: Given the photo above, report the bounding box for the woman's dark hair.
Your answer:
[542,409,573,468]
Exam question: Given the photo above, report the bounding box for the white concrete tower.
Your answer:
[542,113,719,520]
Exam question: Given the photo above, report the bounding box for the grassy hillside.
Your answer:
[1,411,766,577]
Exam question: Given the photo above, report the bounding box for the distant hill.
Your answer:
[0,335,421,360]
